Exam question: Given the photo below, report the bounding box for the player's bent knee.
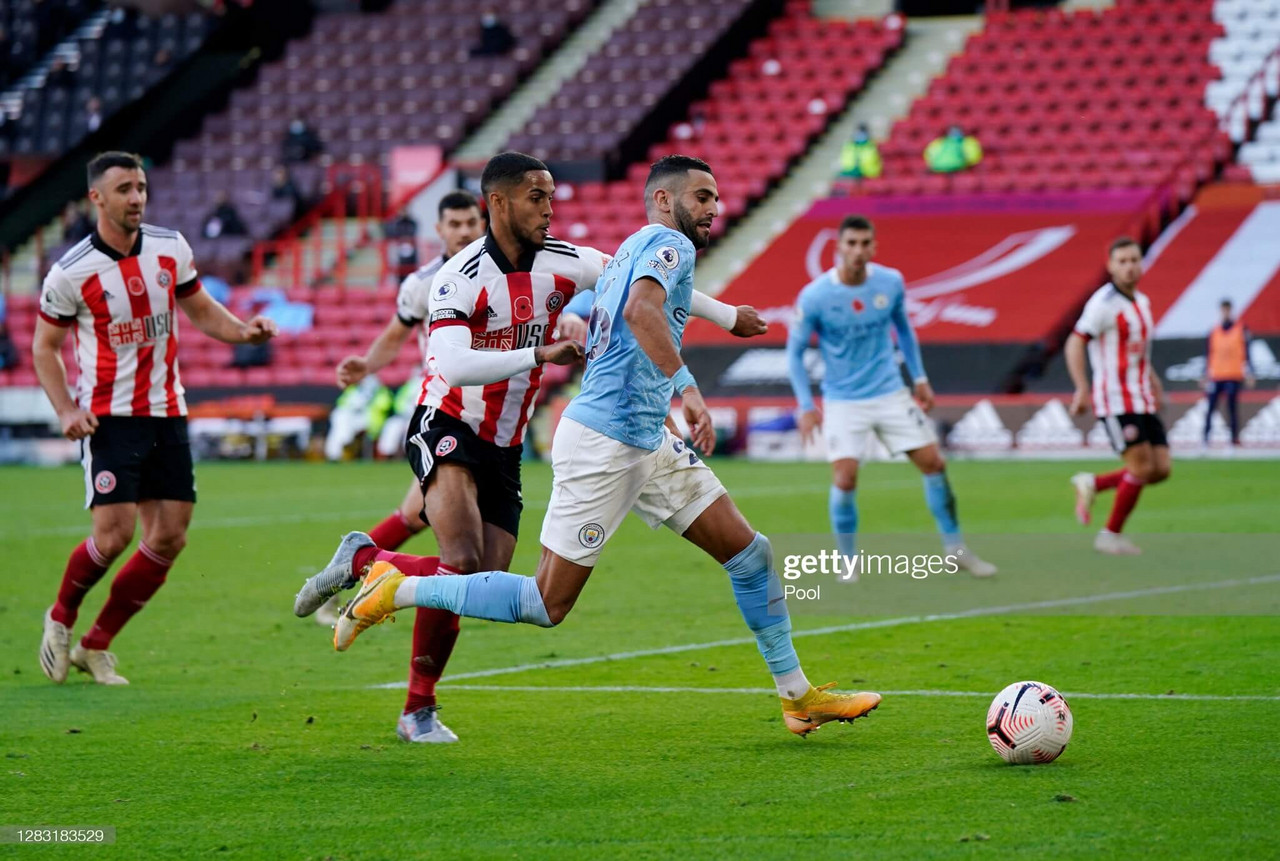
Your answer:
[833,473,858,492]
[148,531,187,559]
[1131,462,1158,483]
[94,528,135,559]
[918,453,946,474]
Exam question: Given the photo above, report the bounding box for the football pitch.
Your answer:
[2,458,1277,859]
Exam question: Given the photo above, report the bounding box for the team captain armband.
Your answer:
[429,308,469,329]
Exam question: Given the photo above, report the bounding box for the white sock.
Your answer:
[393,580,416,608]
[774,666,811,699]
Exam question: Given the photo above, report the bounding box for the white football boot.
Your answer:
[396,706,458,744]
[313,594,343,628]
[1071,472,1097,525]
[1095,531,1141,556]
[295,531,376,617]
[39,607,72,683]
[69,644,129,685]
[951,545,998,577]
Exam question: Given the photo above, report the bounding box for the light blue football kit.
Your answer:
[406,223,806,694]
[564,224,697,450]
[787,263,963,557]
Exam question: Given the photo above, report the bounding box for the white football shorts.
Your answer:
[541,417,727,566]
[823,388,937,462]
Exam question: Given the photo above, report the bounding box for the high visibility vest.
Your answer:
[840,141,882,179]
[1208,321,1247,381]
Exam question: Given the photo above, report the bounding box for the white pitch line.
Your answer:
[371,573,1280,689]
[432,684,1280,703]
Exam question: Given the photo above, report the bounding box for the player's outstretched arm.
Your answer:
[32,317,97,440]
[336,317,414,386]
[1065,333,1090,415]
[624,277,715,452]
[432,326,582,388]
[689,290,767,337]
[178,289,278,345]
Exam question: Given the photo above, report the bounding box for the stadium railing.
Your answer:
[1220,44,1280,145]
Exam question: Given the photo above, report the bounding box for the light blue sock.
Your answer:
[922,471,961,546]
[414,571,553,627]
[828,485,858,558]
[724,532,800,676]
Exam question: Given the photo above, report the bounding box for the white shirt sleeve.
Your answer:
[689,290,737,331]
[426,270,481,331]
[39,266,79,324]
[396,271,430,326]
[576,245,609,292]
[1074,292,1110,340]
[431,325,538,387]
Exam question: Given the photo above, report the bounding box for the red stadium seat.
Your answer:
[877,1,1226,197]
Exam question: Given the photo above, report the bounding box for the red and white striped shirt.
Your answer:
[1073,283,1157,417]
[38,225,201,417]
[422,233,606,447]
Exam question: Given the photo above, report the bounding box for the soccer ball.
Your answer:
[986,680,1073,764]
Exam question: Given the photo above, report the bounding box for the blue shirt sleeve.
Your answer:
[632,235,689,295]
[563,288,594,318]
[787,291,818,411]
[889,281,926,381]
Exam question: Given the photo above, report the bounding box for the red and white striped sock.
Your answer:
[1094,469,1126,493]
[352,547,443,579]
[404,607,462,714]
[51,537,116,627]
[80,543,174,651]
[1104,472,1145,533]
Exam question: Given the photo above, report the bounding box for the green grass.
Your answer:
[1,459,1278,860]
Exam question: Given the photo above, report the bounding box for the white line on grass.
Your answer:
[371,572,1280,689]
[433,684,1280,703]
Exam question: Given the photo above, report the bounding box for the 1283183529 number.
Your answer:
[0,826,116,844]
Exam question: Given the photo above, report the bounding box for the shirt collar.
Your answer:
[484,231,536,274]
[91,228,143,261]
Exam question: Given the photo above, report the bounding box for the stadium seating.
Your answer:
[1206,0,1280,119]
[16,3,895,389]
[140,0,596,279]
[844,0,1233,198]
[0,283,418,390]
[505,0,755,164]
[171,285,420,389]
[1209,0,1280,183]
[1,5,214,158]
[1238,101,1280,183]
[545,1,899,255]
[0,0,99,92]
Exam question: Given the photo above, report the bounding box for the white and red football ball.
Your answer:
[986,681,1073,764]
